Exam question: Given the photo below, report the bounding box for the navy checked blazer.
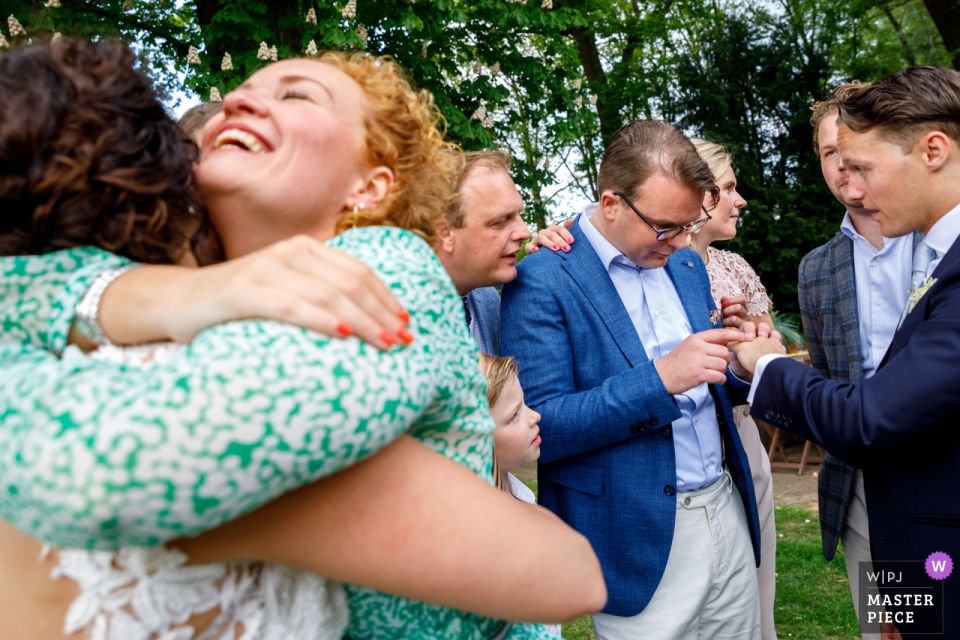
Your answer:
[797,231,920,560]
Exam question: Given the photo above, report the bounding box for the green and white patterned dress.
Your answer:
[0,226,553,640]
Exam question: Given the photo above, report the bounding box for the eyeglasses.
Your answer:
[613,192,712,241]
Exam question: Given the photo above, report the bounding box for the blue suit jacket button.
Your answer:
[661,426,672,438]
[784,417,793,427]
[630,423,641,434]
[664,485,675,497]
[765,410,774,421]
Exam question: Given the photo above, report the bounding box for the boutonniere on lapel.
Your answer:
[907,277,937,314]
[709,309,722,325]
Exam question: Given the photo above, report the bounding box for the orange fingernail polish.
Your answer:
[397,328,414,344]
[398,309,411,323]
[380,330,397,346]
[337,322,354,336]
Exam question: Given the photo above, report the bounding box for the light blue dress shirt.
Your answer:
[839,212,914,379]
[581,204,723,491]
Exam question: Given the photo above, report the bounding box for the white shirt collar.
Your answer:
[579,203,638,270]
[922,201,960,259]
[839,211,900,251]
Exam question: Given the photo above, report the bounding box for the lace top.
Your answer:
[0,227,553,640]
[704,246,770,426]
[704,246,772,317]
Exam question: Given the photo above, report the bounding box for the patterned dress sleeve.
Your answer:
[723,250,773,317]
[0,247,132,354]
[0,227,493,550]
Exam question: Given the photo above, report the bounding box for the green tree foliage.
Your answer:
[1,0,953,311]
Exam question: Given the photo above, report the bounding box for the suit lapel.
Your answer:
[561,217,650,367]
[665,251,712,334]
[831,235,864,383]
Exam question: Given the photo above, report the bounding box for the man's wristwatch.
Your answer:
[74,264,140,346]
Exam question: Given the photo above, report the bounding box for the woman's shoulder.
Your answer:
[330,226,436,264]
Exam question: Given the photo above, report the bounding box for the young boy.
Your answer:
[480,355,542,504]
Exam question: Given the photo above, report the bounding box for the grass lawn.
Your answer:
[550,503,861,639]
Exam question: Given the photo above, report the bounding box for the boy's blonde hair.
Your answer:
[480,353,519,410]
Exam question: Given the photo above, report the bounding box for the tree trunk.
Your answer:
[883,6,918,66]
[568,26,617,143]
[923,0,960,70]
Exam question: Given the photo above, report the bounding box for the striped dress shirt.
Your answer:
[839,212,913,379]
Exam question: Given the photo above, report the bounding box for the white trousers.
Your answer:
[841,470,879,640]
[592,472,761,640]
[736,415,778,640]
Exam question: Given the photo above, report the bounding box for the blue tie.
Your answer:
[911,242,937,290]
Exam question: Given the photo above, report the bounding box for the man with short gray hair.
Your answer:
[437,151,529,354]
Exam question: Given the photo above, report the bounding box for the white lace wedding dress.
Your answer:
[46,343,348,640]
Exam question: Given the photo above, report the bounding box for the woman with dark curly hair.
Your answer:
[0,40,604,639]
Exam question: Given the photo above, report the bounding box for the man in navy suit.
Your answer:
[735,66,960,639]
[436,151,529,354]
[501,120,767,639]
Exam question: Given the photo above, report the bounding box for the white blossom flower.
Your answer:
[540,54,546,66]
[482,114,494,129]
[589,95,598,105]
[269,45,278,62]
[122,0,132,10]
[471,105,486,121]
[51,32,62,43]
[49,0,61,7]
[7,15,26,37]
[305,7,317,25]
[356,24,368,46]
[542,0,552,7]
[490,61,500,76]
[256,42,270,61]
[473,60,483,74]
[342,0,356,19]
[0,33,8,49]
[572,78,582,91]
[574,96,583,108]
[187,46,201,65]
[209,87,222,102]
[305,40,318,56]
[221,52,233,71]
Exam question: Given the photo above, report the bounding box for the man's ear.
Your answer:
[436,219,455,254]
[919,130,953,172]
[599,190,620,221]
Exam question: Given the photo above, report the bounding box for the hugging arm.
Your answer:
[0,237,409,356]
[176,434,607,624]
[0,230,460,548]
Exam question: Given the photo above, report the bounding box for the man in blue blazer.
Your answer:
[437,151,529,354]
[501,120,765,638]
[735,66,960,639]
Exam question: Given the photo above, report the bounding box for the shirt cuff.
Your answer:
[746,354,788,405]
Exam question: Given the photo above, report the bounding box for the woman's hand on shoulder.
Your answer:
[526,218,575,253]
[171,235,412,350]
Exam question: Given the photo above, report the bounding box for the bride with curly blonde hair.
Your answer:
[0,40,605,639]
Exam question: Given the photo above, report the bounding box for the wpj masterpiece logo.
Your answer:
[858,552,952,635]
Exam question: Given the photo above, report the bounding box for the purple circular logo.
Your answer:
[925,551,953,580]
